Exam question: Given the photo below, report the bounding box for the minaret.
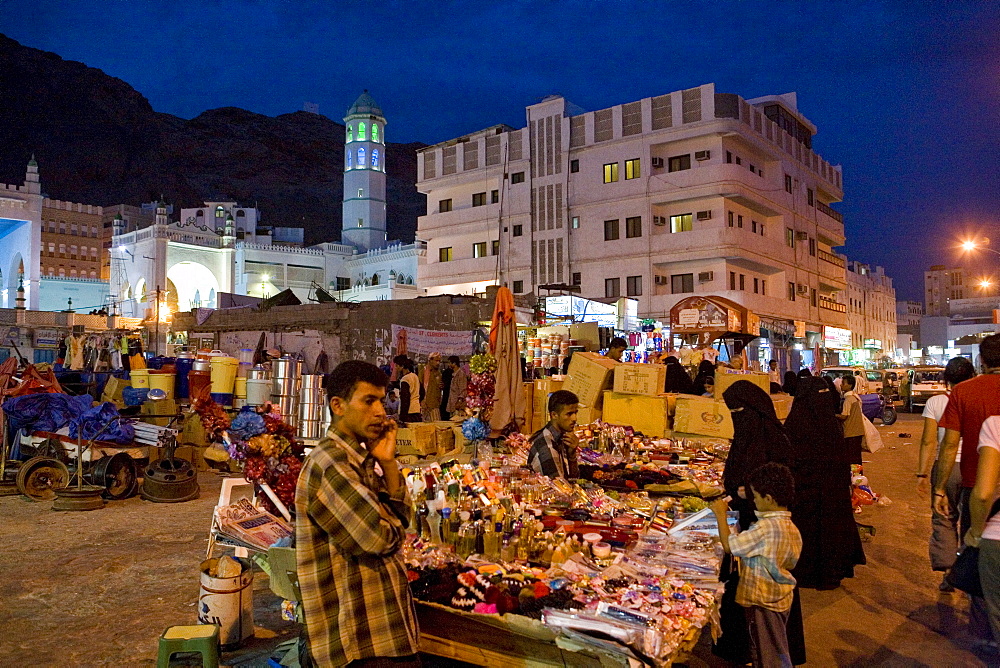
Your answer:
[155,197,168,226]
[342,90,387,252]
[25,154,40,194]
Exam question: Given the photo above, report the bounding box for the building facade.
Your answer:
[925,265,967,316]
[39,198,106,279]
[843,260,896,364]
[0,158,42,309]
[417,84,849,366]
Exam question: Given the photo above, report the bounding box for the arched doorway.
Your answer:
[166,261,221,312]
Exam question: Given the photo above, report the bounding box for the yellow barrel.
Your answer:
[210,356,239,395]
[130,369,149,388]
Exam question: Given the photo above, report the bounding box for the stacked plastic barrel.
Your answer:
[298,375,326,439]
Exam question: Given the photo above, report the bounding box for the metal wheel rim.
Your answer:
[16,457,70,501]
[93,453,138,500]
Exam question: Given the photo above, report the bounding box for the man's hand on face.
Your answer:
[563,431,580,451]
[369,419,398,463]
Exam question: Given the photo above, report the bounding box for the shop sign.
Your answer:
[33,328,61,348]
[390,324,474,357]
[824,326,853,350]
[545,295,618,328]
[863,338,883,349]
[0,326,17,344]
[794,321,806,338]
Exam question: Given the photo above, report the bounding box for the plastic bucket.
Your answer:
[148,370,175,399]
[130,369,149,388]
[246,379,270,406]
[210,356,239,395]
[234,377,247,398]
[198,557,254,649]
[174,357,195,399]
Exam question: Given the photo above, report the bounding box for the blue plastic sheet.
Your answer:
[3,393,93,434]
[69,402,135,444]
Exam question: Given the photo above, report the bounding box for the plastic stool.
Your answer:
[157,625,219,668]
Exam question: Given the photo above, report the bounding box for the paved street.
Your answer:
[0,412,994,666]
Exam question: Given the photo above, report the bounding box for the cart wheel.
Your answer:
[16,456,70,501]
[881,407,898,426]
[91,453,139,500]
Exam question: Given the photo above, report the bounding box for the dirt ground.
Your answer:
[0,413,994,666]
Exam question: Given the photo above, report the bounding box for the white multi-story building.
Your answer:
[417,84,849,367]
[112,92,425,319]
[925,265,967,316]
[844,260,896,363]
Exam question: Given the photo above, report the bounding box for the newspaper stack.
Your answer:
[214,498,293,550]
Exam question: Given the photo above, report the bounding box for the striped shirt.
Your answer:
[729,510,802,613]
[527,424,579,479]
[295,428,419,665]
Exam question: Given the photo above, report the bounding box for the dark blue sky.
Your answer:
[3,0,999,301]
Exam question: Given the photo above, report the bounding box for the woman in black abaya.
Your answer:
[662,355,695,394]
[713,381,806,665]
[785,376,866,589]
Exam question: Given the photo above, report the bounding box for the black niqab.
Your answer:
[784,376,847,462]
[663,356,695,394]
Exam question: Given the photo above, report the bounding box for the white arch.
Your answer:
[167,261,221,312]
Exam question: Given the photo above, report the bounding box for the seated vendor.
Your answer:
[605,337,628,362]
[527,390,580,479]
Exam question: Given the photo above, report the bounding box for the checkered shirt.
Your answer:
[729,510,802,612]
[527,423,579,479]
[295,428,419,665]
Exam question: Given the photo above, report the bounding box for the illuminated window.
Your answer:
[439,246,453,262]
[358,122,366,141]
[216,206,225,217]
[372,149,379,168]
[372,124,379,143]
[358,147,365,167]
[625,158,640,180]
[603,162,618,183]
[347,126,353,143]
[347,151,353,170]
[473,242,487,258]
[670,214,693,233]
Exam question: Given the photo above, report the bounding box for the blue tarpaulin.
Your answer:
[69,402,135,444]
[2,393,93,434]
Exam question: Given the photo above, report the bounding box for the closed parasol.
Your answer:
[489,287,525,434]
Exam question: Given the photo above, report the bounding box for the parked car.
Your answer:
[903,366,946,412]
[821,366,871,394]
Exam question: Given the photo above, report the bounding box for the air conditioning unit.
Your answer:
[696,210,712,221]
[797,284,810,295]
[654,275,668,285]
[795,231,808,241]
[698,271,714,282]
[653,216,667,226]
[694,150,711,161]
[651,157,664,168]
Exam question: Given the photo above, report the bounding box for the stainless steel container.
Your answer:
[300,374,325,390]
[248,365,269,380]
[297,420,324,439]
[272,375,300,396]
[272,356,302,379]
[298,403,325,422]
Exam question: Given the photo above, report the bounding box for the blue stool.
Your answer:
[157,625,219,668]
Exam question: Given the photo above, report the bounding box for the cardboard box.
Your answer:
[602,391,674,437]
[714,370,770,399]
[432,422,455,454]
[673,396,734,439]
[564,352,617,408]
[101,376,131,406]
[396,423,438,457]
[576,403,602,426]
[613,363,666,396]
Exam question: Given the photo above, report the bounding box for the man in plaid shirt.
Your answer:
[295,361,420,667]
[712,463,803,668]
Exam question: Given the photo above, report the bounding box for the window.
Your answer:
[670,214,692,233]
[671,273,694,294]
[571,216,580,229]
[808,237,816,256]
[347,126,353,143]
[570,159,579,173]
[784,174,793,193]
[726,151,733,164]
[603,162,619,183]
[71,223,78,235]
[739,274,746,290]
[358,122,366,141]
[513,280,524,293]
[472,192,487,207]
[473,242,488,258]
[439,199,453,213]
[807,188,814,206]
[749,164,756,174]
[47,242,54,253]
[347,151,353,170]
[810,288,817,307]
[625,158,640,180]
[604,219,620,241]
[752,220,757,234]
[491,240,500,256]
[761,279,767,296]
[668,154,691,172]
[358,188,364,198]
[728,212,735,228]
[372,149,379,169]
[513,224,523,237]
[215,206,225,218]
[737,215,743,228]
[730,272,737,290]
[788,282,796,301]
[759,222,765,236]
[626,216,642,238]
[372,124,379,143]
[491,189,499,204]
[627,275,643,296]
[511,171,525,184]
[605,277,621,298]
[358,147,365,166]
[754,277,759,294]
[571,272,581,286]
[439,247,453,262]
[786,227,795,248]
[735,156,742,165]
[358,218,364,227]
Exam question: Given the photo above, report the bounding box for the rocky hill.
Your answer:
[0,33,426,245]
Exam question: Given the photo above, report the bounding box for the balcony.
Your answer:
[816,201,843,224]
[818,249,845,268]
[819,297,847,313]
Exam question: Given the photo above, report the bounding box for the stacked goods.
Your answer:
[672,396,734,439]
[714,369,770,398]
[524,334,574,372]
[601,392,676,438]
[529,377,564,434]
[612,362,666,396]
[271,356,302,428]
[297,374,326,439]
[563,353,617,408]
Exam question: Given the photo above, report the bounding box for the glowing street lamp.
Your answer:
[980,278,994,290]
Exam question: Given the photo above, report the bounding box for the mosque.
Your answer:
[111,91,425,317]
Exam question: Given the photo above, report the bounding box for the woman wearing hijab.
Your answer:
[714,380,805,665]
[663,355,695,394]
[783,370,799,396]
[785,376,866,590]
[690,359,716,396]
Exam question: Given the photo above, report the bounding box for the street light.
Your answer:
[961,237,1000,258]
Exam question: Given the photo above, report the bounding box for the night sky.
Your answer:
[3,0,999,301]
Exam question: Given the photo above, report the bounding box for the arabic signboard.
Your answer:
[669,296,747,334]
[824,326,853,350]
